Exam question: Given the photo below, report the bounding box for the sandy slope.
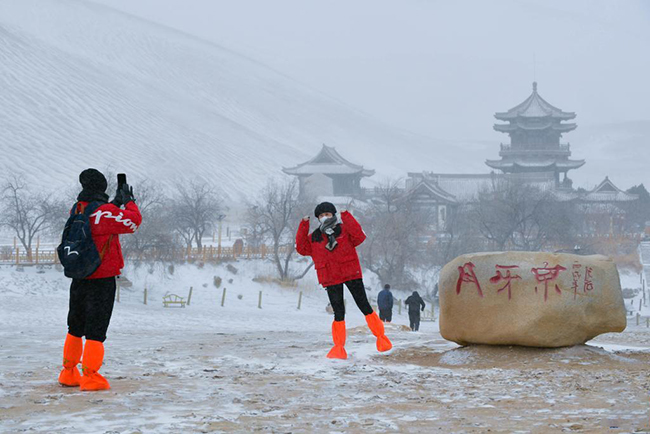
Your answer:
[0,0,445,200]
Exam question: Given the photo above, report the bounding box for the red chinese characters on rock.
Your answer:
[571,262,596,299]
[531,262,567,301]
[489,265,522,300]
[456,262,483,297]
[571,262,582,300]
[583,266,594,292]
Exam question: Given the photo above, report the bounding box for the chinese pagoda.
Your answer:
[282,145,375,198]
[486,82,585,188]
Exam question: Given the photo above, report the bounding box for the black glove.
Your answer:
[111,184,135,207]
[120,183,135,204]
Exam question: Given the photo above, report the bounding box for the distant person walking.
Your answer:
[57,169,141,391]
[377,284,394,323]
[404,291,426,332]
[296,202,392,359]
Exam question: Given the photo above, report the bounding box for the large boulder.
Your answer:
[439,252,626,347]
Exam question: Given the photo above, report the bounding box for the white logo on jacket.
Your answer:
[64,246,79,256]
[90,210,138,232]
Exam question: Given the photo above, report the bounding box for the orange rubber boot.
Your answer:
[79,340,110,391]
[365,311,393,352]
[58,333,83,387]
[326,320,348,359]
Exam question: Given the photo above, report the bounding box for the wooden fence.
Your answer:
[0,244,295,265]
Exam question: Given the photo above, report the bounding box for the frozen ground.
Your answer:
[1,263,650,433]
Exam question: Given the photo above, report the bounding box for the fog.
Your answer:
[90,0,650,190]
[93,0,650,139]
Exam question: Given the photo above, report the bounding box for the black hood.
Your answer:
[77,168,109,203]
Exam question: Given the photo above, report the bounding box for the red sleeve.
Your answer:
[90,202,142,235]
[295,219,312,256]
[341,211,366,247]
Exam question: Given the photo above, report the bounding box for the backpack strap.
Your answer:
[73,201,103,216]
[83,201,103,217]
[79,202,113,261]
[99,235,114,261]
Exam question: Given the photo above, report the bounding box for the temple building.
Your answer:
[282,145,374,198]
[486,82,585,189]
[280,83,640,236]
[401,179,458,231]
[572,177,639,235]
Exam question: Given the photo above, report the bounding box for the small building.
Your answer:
[573,177,638,235]
[402,179,458,231]
[283,145,374,198]
[487,82,585,188]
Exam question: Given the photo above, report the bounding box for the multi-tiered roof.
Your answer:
[486,82,585,180]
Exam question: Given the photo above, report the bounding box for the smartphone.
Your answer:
[117,173,127,189]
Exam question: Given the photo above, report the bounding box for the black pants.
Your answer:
[379,309,392,322]
[326,279,373,322]
[409,311,421,331]
[67,277,117,342]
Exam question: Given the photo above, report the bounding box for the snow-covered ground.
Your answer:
[1,262,650,433]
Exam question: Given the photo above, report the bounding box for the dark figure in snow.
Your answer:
[296,202,392,359]
[377,284,394,323]
[58,169,142,391]
[404,291,426,332]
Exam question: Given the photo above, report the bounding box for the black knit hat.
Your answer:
[384,284,391,290]
[79,168,108,193]
[314,202,337,218]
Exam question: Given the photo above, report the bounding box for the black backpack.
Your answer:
[57,202,112,279]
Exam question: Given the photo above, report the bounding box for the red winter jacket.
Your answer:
[295,211,366,287]
[76,201,142,279]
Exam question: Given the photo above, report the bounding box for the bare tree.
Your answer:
[358,181,432,287]
[120,181,178,260]
[429,202,486,265]
[0,176,62,260]
[247,178,311,281]
[169,180,223,252]
[473,180,578,251]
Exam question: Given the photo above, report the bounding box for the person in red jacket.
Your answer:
[58,169,142,391]
[296,202,392,359]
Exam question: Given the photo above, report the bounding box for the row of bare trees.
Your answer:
[2,169,641,293]
[0,176,67,260]
[240,177,589,289]
[352,179,601,291]
[0,172,225,262]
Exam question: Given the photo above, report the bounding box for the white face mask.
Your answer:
[319,216,331,224]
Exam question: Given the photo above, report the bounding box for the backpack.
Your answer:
[57,202,113,279]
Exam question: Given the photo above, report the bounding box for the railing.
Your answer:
[499,143,571,154]
[0,244,296,265]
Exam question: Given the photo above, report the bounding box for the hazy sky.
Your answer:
[92,0,650,143]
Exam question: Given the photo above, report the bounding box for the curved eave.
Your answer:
[282,167,374,177]
[494,122,577,133]
[581,194,638,202]
[486,159,585,170]
[557,160,586,169]
[495,112,576,121]
[406,181,458,204]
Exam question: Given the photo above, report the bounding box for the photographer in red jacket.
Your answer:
[296,202,391,359]
[58,169,142,391]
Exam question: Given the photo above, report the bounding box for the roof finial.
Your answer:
[532,81,538,92]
